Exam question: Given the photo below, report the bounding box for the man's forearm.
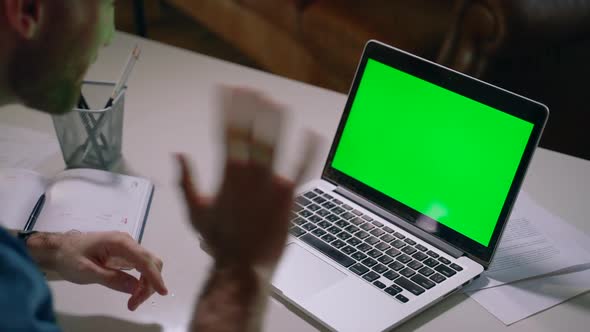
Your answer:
[191,264,272,332]
[5,229,62,279]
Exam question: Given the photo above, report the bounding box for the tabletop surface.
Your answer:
[1,32,589,332]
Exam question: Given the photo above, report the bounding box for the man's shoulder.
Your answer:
[0,227,60,332]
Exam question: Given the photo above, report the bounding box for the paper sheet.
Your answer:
[466,265,590,325]
[33,169,153,240]
[465,192,590,325]
[0,124,59,168]
[0,168,47,229]
[465,192,590,291]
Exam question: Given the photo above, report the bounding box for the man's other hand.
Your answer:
[27,231,168,311]
[177,86,316,272]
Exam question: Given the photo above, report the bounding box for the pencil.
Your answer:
[105,45,141,108]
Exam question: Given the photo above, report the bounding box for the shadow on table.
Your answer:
[57,313,163,332]
[395,293,468,331]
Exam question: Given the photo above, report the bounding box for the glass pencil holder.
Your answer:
[52,80,126,170]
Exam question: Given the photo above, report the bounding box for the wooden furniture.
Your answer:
[1,31,589,332]
[162,0,590,160]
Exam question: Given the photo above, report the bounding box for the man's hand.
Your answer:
[178,86,316,332]
[178,86,314,272]
[27,231,168,311]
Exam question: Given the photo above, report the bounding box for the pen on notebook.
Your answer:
[104,44,141,108]
[24,194,45,231]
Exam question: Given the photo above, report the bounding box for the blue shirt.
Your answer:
[0,228,60,331]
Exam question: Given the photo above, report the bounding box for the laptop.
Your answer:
[271,40,549,331]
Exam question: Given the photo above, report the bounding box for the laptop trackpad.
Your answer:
[273,243,347,300]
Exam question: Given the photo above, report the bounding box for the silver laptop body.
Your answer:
[271,40,548,332]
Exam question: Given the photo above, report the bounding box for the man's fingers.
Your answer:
[250,95,284,169]
[104,256,134,270]
[176,153,198,202]
[177,153,213,235]
[176,153,206,213]
[87,262,139,295]
[294,130,320,186]
[220,86,254,164]
[128,275,155,311]
[108,235,168,296]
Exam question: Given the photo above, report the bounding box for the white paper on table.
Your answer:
[0,168,47,229]
[0,124,59,168]
[465,191,590,291]
[466,265,590,325]
[464,192,590,325]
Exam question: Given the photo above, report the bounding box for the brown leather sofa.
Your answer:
[165,0,458,91]
[440,0,590,161]
[165,0,590,160]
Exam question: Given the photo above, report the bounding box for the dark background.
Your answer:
[118,1,590,161]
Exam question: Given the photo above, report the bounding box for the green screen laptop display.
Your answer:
[332,59,533,247]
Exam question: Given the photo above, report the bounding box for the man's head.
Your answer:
[0,0,115,114]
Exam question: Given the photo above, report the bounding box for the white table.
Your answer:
[1,32,589,332]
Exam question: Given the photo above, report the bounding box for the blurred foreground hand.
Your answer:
[177,86,317,332]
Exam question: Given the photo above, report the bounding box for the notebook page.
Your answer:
[33,169,152,240]
[0,168,48,230]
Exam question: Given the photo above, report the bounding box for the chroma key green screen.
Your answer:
[332,59,533,246]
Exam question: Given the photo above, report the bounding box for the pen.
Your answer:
[104,44,141,108]
[78,97,85,109]
[78,93,90,109]
[76,45,141,168]
[77,92,107,167]
[24,194,45,231]
[79,92,108,146]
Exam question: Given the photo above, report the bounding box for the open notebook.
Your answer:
[0,168,154,242]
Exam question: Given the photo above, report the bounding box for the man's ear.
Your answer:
[3,0,43,39]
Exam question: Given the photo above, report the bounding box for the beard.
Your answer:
[8,42,83,115]
[6,0,96,115]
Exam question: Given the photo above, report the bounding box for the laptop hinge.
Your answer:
[335,187,464,259]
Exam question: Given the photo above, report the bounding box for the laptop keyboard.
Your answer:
[289,188,464,304]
